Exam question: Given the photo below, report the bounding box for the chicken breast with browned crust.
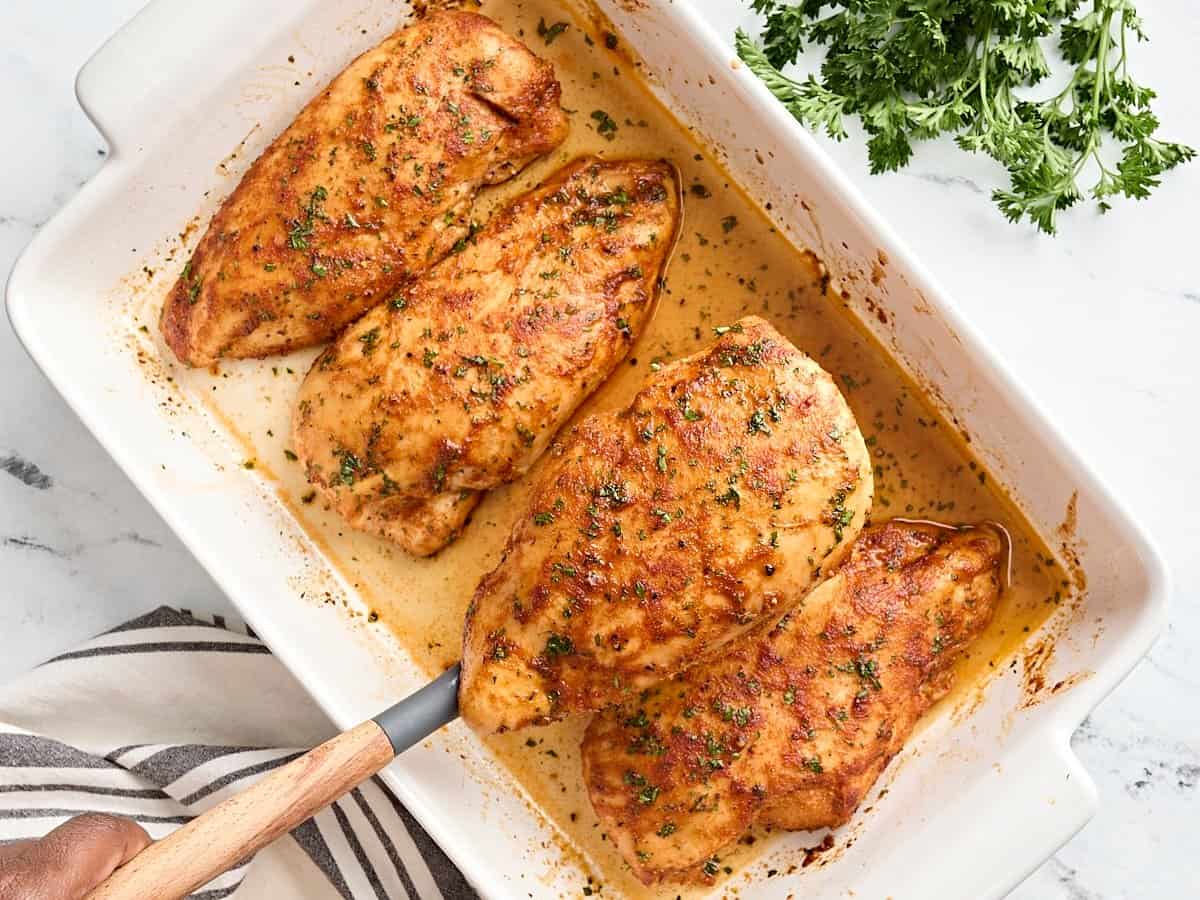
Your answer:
[162,10,568,366]
[581,520,1004,884]
[459,317,873,734]
[293,157,682,556]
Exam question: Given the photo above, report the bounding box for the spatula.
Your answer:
[86,317,871,898]
[85,664,461,900]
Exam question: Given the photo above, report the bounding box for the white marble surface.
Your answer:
[1,2,1197,897]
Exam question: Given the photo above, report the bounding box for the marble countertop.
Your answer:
[2,2,1196,897]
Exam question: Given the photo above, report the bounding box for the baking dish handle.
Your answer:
[74,0,286,150]
[75,0,189,148]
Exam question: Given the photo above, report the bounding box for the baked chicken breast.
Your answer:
[293,157,682,556]
[581,520,1004,884]
[460,316,874,734]
[162,11,568,366]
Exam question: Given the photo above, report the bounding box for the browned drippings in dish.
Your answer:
[137,0,1075,895]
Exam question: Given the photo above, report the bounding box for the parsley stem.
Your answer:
[1091,5,1112,123]
[977,17,994,130]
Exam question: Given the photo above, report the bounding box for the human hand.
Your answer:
[0,814,150,900]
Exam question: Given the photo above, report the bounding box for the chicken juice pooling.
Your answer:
[141,0,1072,894]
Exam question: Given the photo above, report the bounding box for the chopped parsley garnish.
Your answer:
[637,784,660,805]
[597,480,631,506]
[591,109,619,140]
[544,633,574,657]
[827,488,855,541]
[357,328,380,354]
[607,186,632,205]
[837,654,883,691]
[451,221,481,254]
[288,185,327,251]
[715,702,752,727]
[337,451,360,486]
[718,340,766,368]
[715,485,741,508]
[537,17,569,45]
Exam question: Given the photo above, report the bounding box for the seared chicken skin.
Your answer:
[293,158,682,555]
[460,317,873,734]
[581,521,1004,884]
[162,11,568,366]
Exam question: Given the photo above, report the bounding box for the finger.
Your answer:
[0,839,35,864]
[0,814,151,900]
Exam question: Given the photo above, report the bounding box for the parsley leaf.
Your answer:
[737,1,1193,234]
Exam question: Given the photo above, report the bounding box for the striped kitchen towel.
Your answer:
[0,607,477,900]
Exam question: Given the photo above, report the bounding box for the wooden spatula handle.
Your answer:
[85,719,394,900]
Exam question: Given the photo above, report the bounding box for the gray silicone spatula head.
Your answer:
[372,663,461,754]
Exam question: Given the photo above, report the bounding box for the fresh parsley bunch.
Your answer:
[737,0,1194,233]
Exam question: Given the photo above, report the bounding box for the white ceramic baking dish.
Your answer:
[5,0,1169,897]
